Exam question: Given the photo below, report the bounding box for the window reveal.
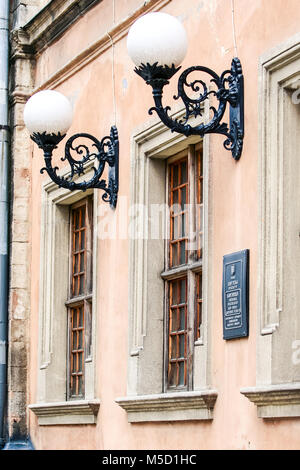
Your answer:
[166,146,203,390]
[67,198,93,399]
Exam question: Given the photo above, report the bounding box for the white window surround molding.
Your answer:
[241,33,300,418]
[115,106,217,422]
[29,164,100,425]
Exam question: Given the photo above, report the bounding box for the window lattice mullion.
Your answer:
[166,146,204,391]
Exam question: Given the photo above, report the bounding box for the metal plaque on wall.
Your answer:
[222,249,249,340]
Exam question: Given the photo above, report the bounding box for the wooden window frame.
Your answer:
[162,144,203,392]
[167,277,188,389]
[169,156,189,267]
[66,197,93,400]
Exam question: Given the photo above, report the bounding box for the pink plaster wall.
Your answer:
[28,0,300,450]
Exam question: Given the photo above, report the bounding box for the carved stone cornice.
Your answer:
[10,0,101,62]
[9,0,172,91]
[34,0,171,92]
[10,29,34,62]
[23,0,101,54]
[10,90,32,107]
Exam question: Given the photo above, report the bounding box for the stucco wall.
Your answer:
[15,0,300,449]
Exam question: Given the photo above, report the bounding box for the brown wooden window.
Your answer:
[66,197,93,399]
[162,145,203,391]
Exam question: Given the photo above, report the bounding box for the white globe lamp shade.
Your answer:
[127,12,188,68]
[24,90,73,135]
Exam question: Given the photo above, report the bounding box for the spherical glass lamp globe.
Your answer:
[127,12,188,68]
[23,90,73,136]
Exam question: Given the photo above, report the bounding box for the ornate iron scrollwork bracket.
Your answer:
[31,126,119,207]
[134,58,244,160]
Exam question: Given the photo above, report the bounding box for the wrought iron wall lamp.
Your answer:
[23,90,119,207]
[127,12,244,160]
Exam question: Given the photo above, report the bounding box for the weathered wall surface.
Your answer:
[9,0,300,449]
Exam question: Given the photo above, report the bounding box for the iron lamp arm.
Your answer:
[134,58,244,160]
[31,126,119,207]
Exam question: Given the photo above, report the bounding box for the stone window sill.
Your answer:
[115,390,218,423]
[240,383,300,418]
[28,400,100,425]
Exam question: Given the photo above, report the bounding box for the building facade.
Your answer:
[2,0,300,450]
